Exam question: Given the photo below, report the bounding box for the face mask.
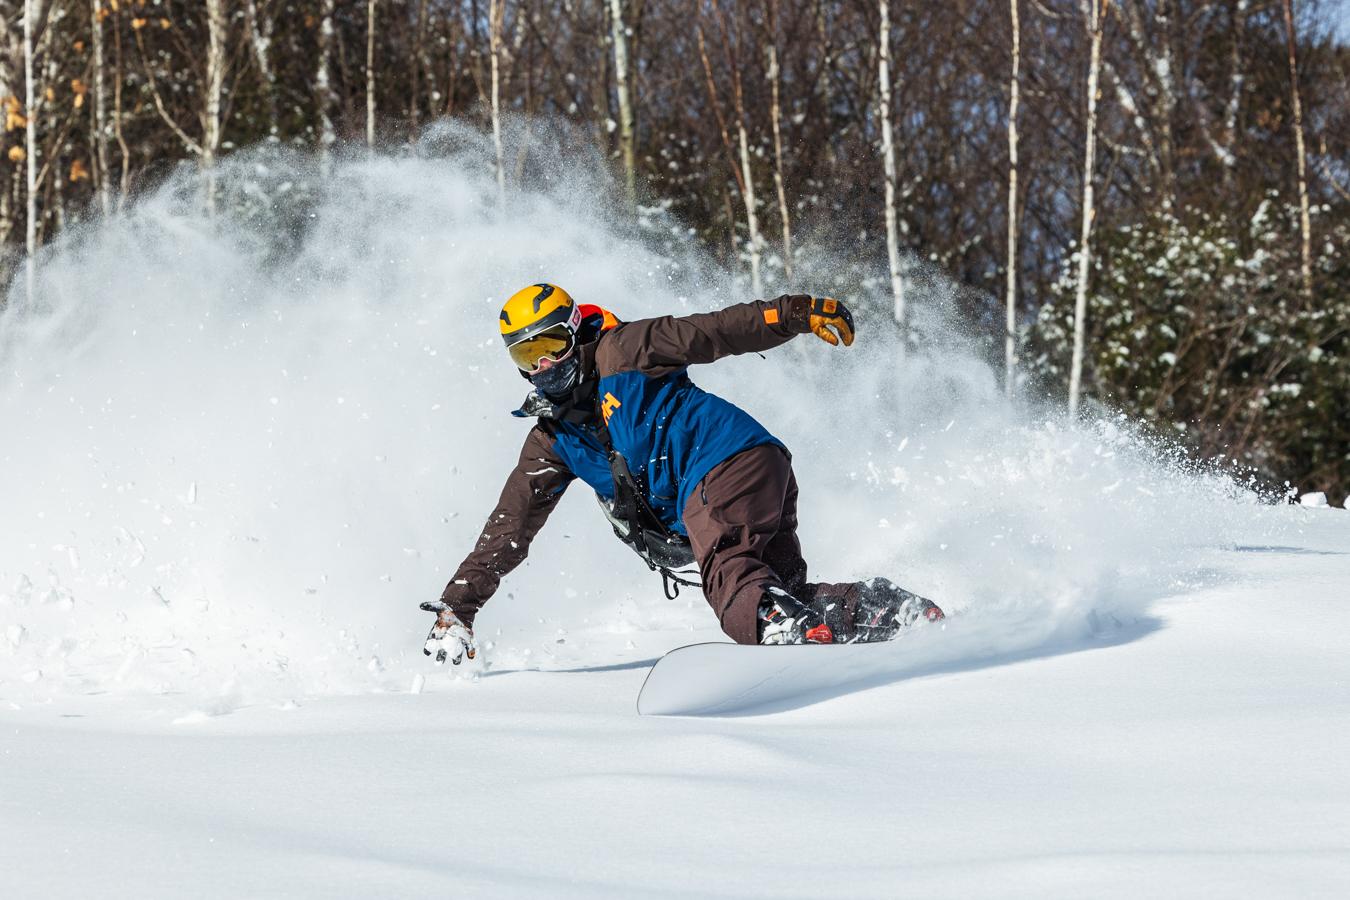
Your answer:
[530,353,581,399]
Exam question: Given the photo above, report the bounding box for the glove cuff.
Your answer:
[435,581,480,629]
[780,294,814,334]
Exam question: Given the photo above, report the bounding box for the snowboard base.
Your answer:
[636,633,942,716]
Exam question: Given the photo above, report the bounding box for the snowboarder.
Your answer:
[422,284,943,665]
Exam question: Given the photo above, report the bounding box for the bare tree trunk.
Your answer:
[735,120,763,296]
[0,15,13,248]
[1005,0,1021,398]
[1218,0,1247,192]
[1151,0,1177,201]
[593,1,612,153]
[203,0,226,213]
[245,0,278,137]
[489,0,506,204]
[696,19,761,295]
[91,0,110,215]
[723,12,763,295]
[767,38,793,281]
[1281,0,1313,296]
[410,0,427,135]
[40,8,62,235]
[878,0,905,345]
[24,0,38,305]
[608,0,636,209]
[366,0,377,148]
[316,0,338,168]
[1069,0,1105,418]
[111,0,129,204]
[1119,0,1176,202]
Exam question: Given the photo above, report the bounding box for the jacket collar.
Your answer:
[511,336,601,426]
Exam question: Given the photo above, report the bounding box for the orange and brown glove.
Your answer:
[807,297,855,347]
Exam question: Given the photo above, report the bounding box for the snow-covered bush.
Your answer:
[1028,195,1349,498]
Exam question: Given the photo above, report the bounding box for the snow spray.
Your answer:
[0,121,1268,707]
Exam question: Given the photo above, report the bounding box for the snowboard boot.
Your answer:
[853,577,944,642]
[757,586,844,645]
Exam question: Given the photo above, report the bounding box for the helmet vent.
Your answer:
[531,283,555,312]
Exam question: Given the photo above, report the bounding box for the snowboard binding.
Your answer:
[757,587,840,645]
[853,577,945,642]
[757,579,944,646]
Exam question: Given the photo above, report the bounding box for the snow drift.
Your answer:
[0,124,1276,709]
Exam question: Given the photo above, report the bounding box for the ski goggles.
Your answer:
[506,323,576,373]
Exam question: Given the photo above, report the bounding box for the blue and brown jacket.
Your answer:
[441,294,818,626]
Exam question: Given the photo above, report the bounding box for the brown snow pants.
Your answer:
[683,443,862,645]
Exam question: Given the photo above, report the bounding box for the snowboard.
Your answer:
[637,633,943,716]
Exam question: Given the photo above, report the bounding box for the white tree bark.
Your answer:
[366,0,377,148]
[91,0,110,216]
[24,0,38,304]
[1005,0,1021,398]
[736,120,763,296]
[316,0,337,167]
[767,40,793,281]
[42,16,61,235]
[1222,0,1247,156]
[489,0,506,205]
[878,0,905,344]
[1200,0,1247,188]
[245,0,278,137]
[608,0,636,209]
[203,0,226,212]
[411,0,429,134]
[1119,0,1176,200]
[1281,0,1313,296]
[1068,0,1105,418]
[0,14,13,246]
[110,0,129,204]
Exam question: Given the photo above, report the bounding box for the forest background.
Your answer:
[1,0,1346,498]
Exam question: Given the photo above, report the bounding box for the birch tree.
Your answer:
[608,0,636,209]
[1005,0,1022,397]
[696,15,762,296]
[110,0,129,202]
[878,0,905,343]
[1068,0,1107,418]
[410,0,428,134]
[1281,0,1313,296]
[245,1,278,137]
[1196,0,1248,192]
[36,1,63,236]
[764,0,792,280]
[1119,0,1177,201]
[23,0,38,304]
[0,14,14,246]
[733,81,763,296]
[316,0,338,166]
[489,0,506,204]
[203,0,226,211]
[366,0,377,149]
[90,0,109,215]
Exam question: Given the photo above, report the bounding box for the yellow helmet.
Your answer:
[499,283,582,372]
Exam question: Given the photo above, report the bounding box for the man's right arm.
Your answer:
[438,424,574,627]
[593,294,854,378]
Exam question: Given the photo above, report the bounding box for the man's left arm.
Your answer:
[596,294,854,376]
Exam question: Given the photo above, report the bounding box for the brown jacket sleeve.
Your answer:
[594,294,813,377]
[440,424,573,627]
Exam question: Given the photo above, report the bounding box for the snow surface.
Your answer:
[3,135,1348,896]
[4,512,1348,898]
